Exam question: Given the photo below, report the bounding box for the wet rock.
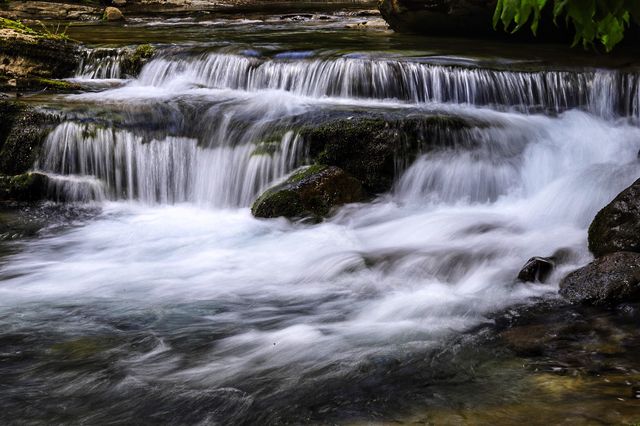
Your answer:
[303,114,480,193]
[588,178,640,258]
[112,0,128,7]
[252,165,365,219]
[559,252,640,306]
[0,100,59,175]
[103,7,125,21]
[121,44,155,77]
[517,256,555,283]
[0,172,49,202]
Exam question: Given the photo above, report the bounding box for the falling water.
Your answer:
[3,17,640,424]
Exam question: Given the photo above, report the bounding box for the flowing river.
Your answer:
[1,7,640,424]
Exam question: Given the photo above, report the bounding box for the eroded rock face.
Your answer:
[0,101,58,176]
[378,0,497,36]
[559,252,640,306]
[252,165,365,219]
[589,178,640,258]
[0,24,81,91]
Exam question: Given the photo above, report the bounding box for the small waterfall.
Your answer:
[76,48,129,79]
[37,122,304,206]
[133,52,640,118]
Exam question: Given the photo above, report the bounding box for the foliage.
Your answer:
[493,0,640,51]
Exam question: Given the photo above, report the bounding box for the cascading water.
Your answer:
[3,14,640,424]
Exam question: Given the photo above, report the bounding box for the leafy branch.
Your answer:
[493,0,640,51]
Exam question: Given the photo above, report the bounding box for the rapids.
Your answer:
[2,10,640,425]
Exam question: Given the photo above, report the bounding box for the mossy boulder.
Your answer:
[589,178,640,258]
[252,165,365,219]
[302,115,479,193]
[0,172,49,201]
[120,44,155,77]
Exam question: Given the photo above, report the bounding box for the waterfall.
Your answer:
[76,48,130,79]
[129,52,640,118]
[37,122,304,206]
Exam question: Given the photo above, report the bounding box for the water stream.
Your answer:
[2,11,640,425]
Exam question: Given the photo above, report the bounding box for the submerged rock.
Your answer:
[589,178,640,258]
[103,7,125,21]
[252,165,364,219]
[559,252,640,306]
[517,256,555,283]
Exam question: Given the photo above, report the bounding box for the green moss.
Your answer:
[288,164,327,182]
[0,17,70,41]
[0,172,49,202]
[32,78,80,91]
[121,44,156,77]
[0,17,37,35]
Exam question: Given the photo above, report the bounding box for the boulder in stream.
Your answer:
[104,7,125,21]
[588,178,640,258]
[252,165,365,219]
[517,256,555,283]
[559,252,640,306]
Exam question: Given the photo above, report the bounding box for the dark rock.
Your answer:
[0,100,59,175]
[559,252,640,306]
[517,256,555,283]
[302,115,480,193]
[0,172,49,202]
[377,0,573,40]
[588,178,640,258]
[378,0,497,36]
[516,249,576,283]
[252,165,365,219]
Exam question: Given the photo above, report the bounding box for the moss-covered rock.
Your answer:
[302,114,480,193]
[0,18,81,91]
[252,165,365,219]
[0,172,49,202]
[120,44,155,77]
[0,100,59,175]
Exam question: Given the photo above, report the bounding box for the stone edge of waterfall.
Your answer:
[0,100,60,202]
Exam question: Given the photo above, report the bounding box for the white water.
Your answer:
[3,45,640,419]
